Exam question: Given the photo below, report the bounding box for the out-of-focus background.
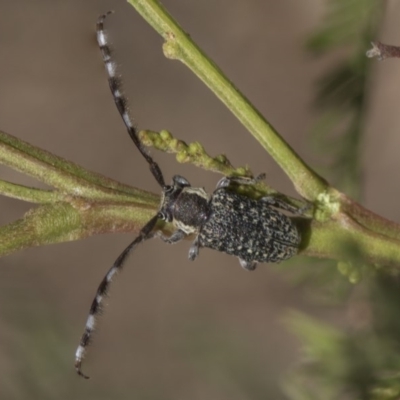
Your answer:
[0,1,399,399]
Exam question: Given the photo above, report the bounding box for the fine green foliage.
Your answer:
[283,2,400,399]
[308,0,382,199]
[285,277,400,400]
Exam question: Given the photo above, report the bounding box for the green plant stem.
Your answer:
[139,129,253,178]
[302,216,400,268]
[127,0,328,201]
[0,180,61,203]
[0,201,164,257]
[0,130,154,205]
[339,192,400,242]
[2,190,399,266]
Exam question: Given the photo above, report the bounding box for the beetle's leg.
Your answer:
[217,175,311,215]
[216,173,266,189]
[188,236,201,261]
[239,258,257,271]
[261,196,309,215]
[156,229,187,244]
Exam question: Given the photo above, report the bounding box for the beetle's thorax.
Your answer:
[159,176,210,235]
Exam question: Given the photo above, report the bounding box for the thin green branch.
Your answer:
[0,200,165,258]
[140,129,311,212]
[0,179,61,203]
[140,129,253,177]
[127,0,328,201]
[0,130,154,205]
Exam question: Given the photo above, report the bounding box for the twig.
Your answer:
[0,180,61,203]
[366,41,400,61]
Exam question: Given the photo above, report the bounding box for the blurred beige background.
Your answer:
[0,1,399,399]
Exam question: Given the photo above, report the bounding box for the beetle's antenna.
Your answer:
[75,214,159,379]
[96,11,166,188]
[75,11,165,380]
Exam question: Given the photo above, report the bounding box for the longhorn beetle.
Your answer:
[75,11,304,379]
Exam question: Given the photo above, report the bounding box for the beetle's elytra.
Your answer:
[157,174,301,272]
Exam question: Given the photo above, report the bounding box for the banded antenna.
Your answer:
[75,11,165,379]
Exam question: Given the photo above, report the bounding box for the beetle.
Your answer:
[75,11,304,379]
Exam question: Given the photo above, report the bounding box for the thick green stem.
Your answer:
[339,192,400,242]
[302,215,400,268]
[2,193,398,267]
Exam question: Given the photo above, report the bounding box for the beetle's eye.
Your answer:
[173,175,190,187]
[158,211,167,220]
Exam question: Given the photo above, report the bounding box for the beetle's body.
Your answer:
[74,11,304,379]
[200,188,299,263]
[159,174,301,271]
